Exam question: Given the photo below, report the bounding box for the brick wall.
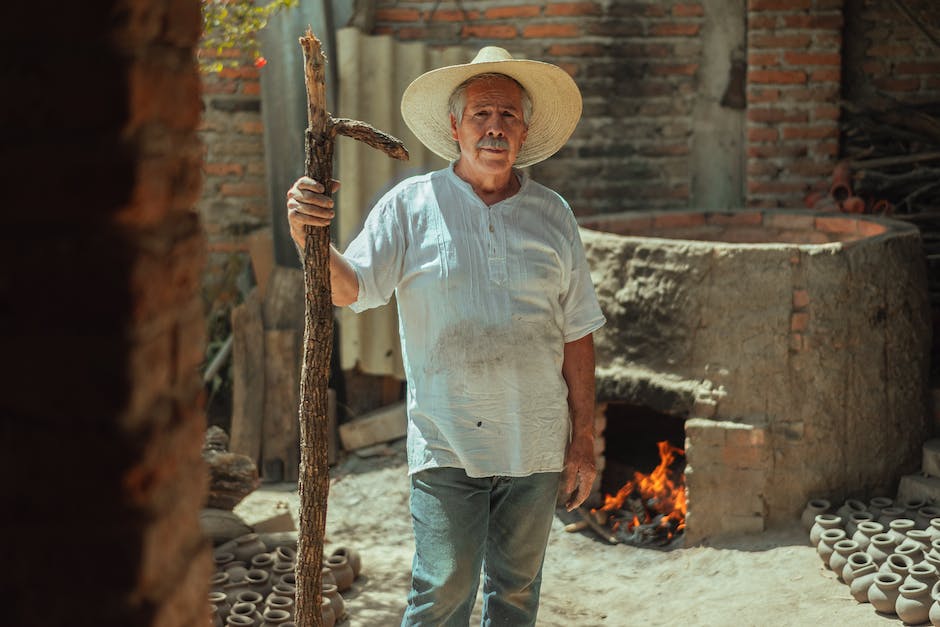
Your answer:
[744,0,844,209]
[844,0,940,104]
[198,50,268,323]
[3,1,211,625]
[373,0,705,217]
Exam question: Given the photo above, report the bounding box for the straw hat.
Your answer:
[400,46,582,168]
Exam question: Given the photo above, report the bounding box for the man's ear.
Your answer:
[449,113,459,141]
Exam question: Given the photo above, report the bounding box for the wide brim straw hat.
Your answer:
[400,46,582,168]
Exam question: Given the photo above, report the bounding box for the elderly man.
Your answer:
[287,47,605,626]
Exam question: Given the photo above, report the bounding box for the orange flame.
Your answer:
[597,440,687,538]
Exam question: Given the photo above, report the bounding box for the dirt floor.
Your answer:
[234,438,907,626]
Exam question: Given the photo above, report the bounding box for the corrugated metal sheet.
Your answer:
[335,28,471,378]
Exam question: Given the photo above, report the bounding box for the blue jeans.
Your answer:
[401,467,561,627]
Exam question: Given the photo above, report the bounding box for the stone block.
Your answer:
[897,474,940,506]
[923,439,940,479]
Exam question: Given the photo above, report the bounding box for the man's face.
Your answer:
[450,76,528,177]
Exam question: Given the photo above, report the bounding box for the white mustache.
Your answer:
[476,137,509,150]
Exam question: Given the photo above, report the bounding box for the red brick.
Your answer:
[790,332,804,352]
[650,63,699,76]
[241,81,260,96]
[237,120,263,135]
[814,141,839,157]
[782,125,838,140]
[522,23,581,38]
[792,289,810,309]
[749,69,807,84]
[203,163,244,177]
[462,24,518,39]
[375,7,421,21]
[217,66,259,80]
[219,182,265,197]
[429,9,480,21]
[815,216,857,234]
[200,80,237,95]
[868,44,914,57]
[784,52,840,66]
[748,88,780,103]
[706,212,763,226]
[896,62,940,75]
[748,14,777,30]
[765,213,814,230]
[748,181,806,194]
[747,107,809,122]
[749,34,812,49]
[639,143,690,157]
[791,312,810,332]
[809,68,840,82]
[650,23,701,37]
[672,3,704,17]
[748,52,779,67]
[781,14,843,29]
[653,212,705,229]
[747,144,809,160]
[857,220,887,237]
[644,4,668,17]
[548,43,605,56]
[545,2,602,16]
[813,104,840,121]
[812,33,842,51]
[872,77,920,92]
[396,27,431,39]
[484,5,541,18]
[750,0,810,9]
[748,127,778,142]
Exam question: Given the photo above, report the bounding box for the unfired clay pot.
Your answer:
[850,562,879,602]
[331,546,362,579]
[325,554,355,592]
[880,553,915,579]
[868,572,903,615]
[323,583,346,621]
[853,521,885,552]
[889,519,917,545]
[810,514,843,547]
[869,497,894,521]
[867,533,897,567]
[896,581,932,625]
[830,539,860,581]
[801,499,831,532]
[905,562,939,588]
[929,580,940,626]
[846,512,874,539]
[843,552,875,586]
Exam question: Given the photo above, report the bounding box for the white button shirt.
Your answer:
[344,163,605,477]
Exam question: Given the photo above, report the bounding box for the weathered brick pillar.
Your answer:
[745,0,844,208]
[2,1,211,625]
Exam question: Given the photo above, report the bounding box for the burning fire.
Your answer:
[596,440,687,542]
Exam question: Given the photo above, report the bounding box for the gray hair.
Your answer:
[447,73,532,126]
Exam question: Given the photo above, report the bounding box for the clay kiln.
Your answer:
[580,210,931,543]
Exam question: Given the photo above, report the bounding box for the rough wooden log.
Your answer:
[230,289,265,465]
[295,30,408,627]
[262,329,300,483]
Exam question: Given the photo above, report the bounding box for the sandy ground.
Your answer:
[234,439,906,627]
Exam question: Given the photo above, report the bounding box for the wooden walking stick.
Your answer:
[295,30,408,626]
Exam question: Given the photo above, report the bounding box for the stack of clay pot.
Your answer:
[803,496,940,625]
[209,532,362,626]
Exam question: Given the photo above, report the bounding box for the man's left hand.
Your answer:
[560,434,596,512]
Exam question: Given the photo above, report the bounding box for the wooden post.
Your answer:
[295,30,408,627]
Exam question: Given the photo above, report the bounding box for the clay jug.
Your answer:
[906,562,939,588]
[320,597,335,627]
[274,546,296,567]
[918,507,940,531]
[867,533,897,567]
[868,572,903,615]
[846,512,874,540]
[245,569,272,597]
[830,539,860,581]
[210,603,224,627]
[211,572,230,594]
[260,608,291,626]
[801,499,831,531]
[325,554,355,592]
[231,534,268,563]
[852,521,884,552]
[908,529,934,552]
[817,528,846,568]
[235,591,264,607]
[268,583,295,605]
[215,551,236,570]
[896,581,932,625]
[843,551,874,586]
[837,499,868,522]
[209,592,232,622]
[810,514,843,547]
[879,506,908,526]
[226,615,254,627]
[250,553,275,574]
[230,601,263,626]
[929,580,940,626]
[928,519,940,543]
[263,594,293,616]
[880,553,915,579]
[904,498,928,520]
[320,567,336,588]
[889,519,917,545]
[322,583,346,621]
[896,541,925,565]
[271,562,294,584]
[869,496,894,521]
[279,573,297,588]
[850,562,879,602]
[331,546,362,579]
[223,561,249,585]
